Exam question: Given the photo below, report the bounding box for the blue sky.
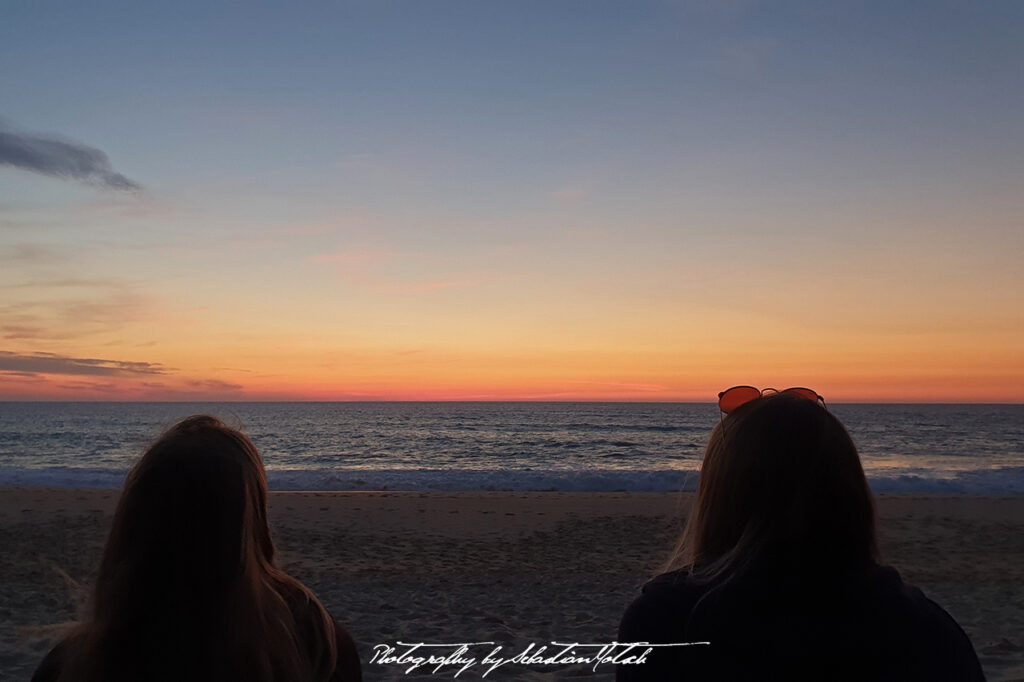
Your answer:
[1,1,1022,400]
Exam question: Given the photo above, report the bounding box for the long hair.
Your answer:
[57,415,339,682]
[667,394,878,584]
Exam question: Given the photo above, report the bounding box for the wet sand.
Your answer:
[2,489,1022,681]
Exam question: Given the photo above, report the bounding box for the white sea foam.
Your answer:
[1,465,1022,494]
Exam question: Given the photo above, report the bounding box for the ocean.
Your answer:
[0,402,1021,494]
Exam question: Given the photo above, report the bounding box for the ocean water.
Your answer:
[0,402,1021,494]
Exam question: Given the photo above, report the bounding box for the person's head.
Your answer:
[670,394,877,582]
[62,415,337,682]
[95,415,274,609]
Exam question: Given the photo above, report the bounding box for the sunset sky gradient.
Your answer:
[1,1,1022,402]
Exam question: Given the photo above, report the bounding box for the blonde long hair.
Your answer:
[57,415,340,682]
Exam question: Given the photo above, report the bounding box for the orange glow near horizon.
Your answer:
[2,341,1021,403]
[2,275,1022,403]
[3,271,1021,403]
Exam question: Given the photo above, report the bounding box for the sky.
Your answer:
[1,0,1022,402]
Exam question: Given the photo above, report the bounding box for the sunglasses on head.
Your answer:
[718,385,826,414]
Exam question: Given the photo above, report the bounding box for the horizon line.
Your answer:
[1,399,1021,406]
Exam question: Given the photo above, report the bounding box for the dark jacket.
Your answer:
[617,563,984,681]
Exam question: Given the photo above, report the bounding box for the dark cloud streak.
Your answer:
[2,326,47,340]
[58,380,119,392]
[0,122,141,191]
[0,351,167,376]
[0,370,43,379]
[187,379,244,392]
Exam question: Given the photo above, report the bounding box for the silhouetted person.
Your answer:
[32,415,361,682]
[618,390,984,681]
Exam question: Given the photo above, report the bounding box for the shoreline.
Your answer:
[2,489,1022,680]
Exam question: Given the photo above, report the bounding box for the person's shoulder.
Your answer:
[868,564,969,632]
[31,633,81,682]
[865,564,985,681]
[331,620,362,682]
[619,570,705,642]
[617,571,710,681]
[643,569,707,605]
[278,583,362,681]
[31,642,65,682]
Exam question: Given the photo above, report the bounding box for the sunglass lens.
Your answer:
[718,386,762,413]
[782,387,820,403]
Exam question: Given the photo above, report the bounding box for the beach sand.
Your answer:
[2,489,1022,681]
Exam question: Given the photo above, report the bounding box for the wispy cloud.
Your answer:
[0,244,63,265]
[0,277,124,290]
[57,380,119,392]
[311,251,401,265]
[61,293,154,330]
[0,351,167,376]
[187,378,243,392]
[571,381,669,393]
[0,121,141,191]
[2,325,47,340]
[312,250,485,295]
[391,280,471,294]
[0,284,157,342]
[135,378,246,399]
[0,370,46,382]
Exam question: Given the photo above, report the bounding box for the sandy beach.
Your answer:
[2,489,1022,681]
